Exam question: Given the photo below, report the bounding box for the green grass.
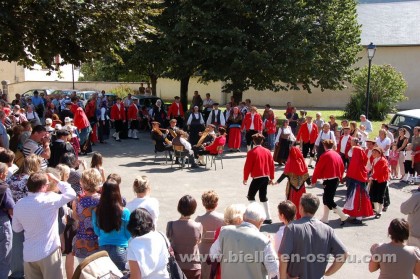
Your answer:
[259,108,392,136]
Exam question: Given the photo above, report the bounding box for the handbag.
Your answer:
[158,230,187,279]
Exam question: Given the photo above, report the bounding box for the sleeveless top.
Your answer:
[396,136,406,150]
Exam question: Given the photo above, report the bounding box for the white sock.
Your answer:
[309,157,313,166]
[321,205,330,223]
[262,201,272,220]
[128,129,132,137]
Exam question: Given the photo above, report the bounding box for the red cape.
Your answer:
[284,146,308,175]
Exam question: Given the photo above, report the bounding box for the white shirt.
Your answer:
[12,181,76,262]
[307,122,313,134]
[315,130,336,146]
[250,113,255,130]
[127,231,170,279]
[203,99,214,111]
[187,113,205,125]
[206,110,226,126]
[126,197,160,226]
[340,135,350,154]
[275,126,295,143]
[7,164,19,179]
[376,137,391,156]
[273,225,286,253]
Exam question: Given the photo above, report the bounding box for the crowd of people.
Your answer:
[0,89,420,279]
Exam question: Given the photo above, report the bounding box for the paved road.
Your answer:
[86,131,417,279]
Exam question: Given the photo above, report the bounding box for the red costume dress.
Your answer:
[277,146,309,219]
[227,113,242,150]
[343,146,374,217]
[369,156,390,204]
[296,122,318,159]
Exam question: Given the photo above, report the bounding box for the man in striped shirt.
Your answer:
[23,125,50,169]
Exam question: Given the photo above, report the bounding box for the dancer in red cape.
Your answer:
[276,144,310,219]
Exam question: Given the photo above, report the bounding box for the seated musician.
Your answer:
[194,126,226,166]
[151,121,173,154]
[172,130,199,168]
[167,118,179,142]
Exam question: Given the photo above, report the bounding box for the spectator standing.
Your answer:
[126,208,170,279]
[286,107,299,135]
[396,128,409,179]
[166,195,202,279]
[360,114,373,134]
[242,106,263,151]
[369,218,420,278]
[92,179,131,271]
[12,172,76,279]
[191,91,203,111]
[49,129,75,167]
[273,200,296,253]
[413,127,420,187]
[279,193,348,279]
[314,112,325,130]
[401,192,420,247]
[195,191,224,279]
[126,176,160,226]
[23,125,50,170]
[0,162,14,278]
[0,111,9,148]
[202,93,214,122]
[210,203,279,279]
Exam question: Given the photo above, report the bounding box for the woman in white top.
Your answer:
[314,123,336,159]
[274,119,296,165]
[126,176,160,226]
[376,129,391,157]
[127,208,170,279]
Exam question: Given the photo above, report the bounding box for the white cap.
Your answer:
[45,118,52,125]
[64,117,72,123]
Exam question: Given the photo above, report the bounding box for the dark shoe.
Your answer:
[116,139,121,142]
[263,219,272,225]
[100,141,107,144]
[382,207,388,212]
[191,164,199,168]
[308,165,314,169]
[348,218,363,225]
[175,159,180,164]
[375,213,382,219]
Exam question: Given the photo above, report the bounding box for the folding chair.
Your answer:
[205,145,224,170]
[153,140,169,164]
[171,145,190,169]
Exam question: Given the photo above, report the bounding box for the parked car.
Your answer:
[388,109,420,138]
[77,91,117,106]
[50,89,80,98]
[22,89,54,98]
[123,95,165,110]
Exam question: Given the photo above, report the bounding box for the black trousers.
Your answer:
[404,160,415,175]
[114,120,124,133]
[369,180,387,204]
[247,177,269,202]
[323,178,339,209]
[340,152,349,169]
[245,130,258,146]
[302,142,315,158]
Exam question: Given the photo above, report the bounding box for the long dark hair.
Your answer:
[95,179,123,232]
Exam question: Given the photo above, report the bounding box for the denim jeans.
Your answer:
[0,215,12,279]
[100,245,127,271]
[79,126,91,147]
[266,133,275,150]
[9,230,24,279]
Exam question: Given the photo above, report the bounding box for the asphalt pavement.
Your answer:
[85,130,418,279]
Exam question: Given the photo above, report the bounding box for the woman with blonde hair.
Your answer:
[211,204,246,279]
[125,175,160,226]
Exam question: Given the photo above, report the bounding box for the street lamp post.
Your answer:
[365,42,376,119]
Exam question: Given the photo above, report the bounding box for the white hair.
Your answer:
[243,203,266,223]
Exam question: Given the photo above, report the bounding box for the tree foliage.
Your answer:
[344,64,408,121]
[0,0,160,69]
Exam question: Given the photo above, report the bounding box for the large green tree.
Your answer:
[0,0,160,69]
[157,0,361,106]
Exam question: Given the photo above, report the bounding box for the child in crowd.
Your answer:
[91,152,106,183]
[389,143,400,179]
[18,121,32,147]
[273,200,296,252]
[402,143,415,184]
[359,124,368,149]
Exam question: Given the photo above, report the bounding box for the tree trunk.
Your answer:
[232,91,243,104]
[180,76,190,113]
[150,74,158,96]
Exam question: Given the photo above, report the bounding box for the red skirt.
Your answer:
[343,182,374,217]
[288,185,306,219]
[228,127,241,149]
